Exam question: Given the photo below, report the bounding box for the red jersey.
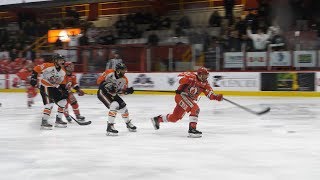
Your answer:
[65,73,79,91]
[17,68,32,81]
[177,72,216,101]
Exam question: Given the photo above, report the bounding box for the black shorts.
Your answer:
[40,85,68,105]
[97,89,126,109]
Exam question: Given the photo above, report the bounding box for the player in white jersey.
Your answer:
[30,54,68,130]
[97,62,136,136]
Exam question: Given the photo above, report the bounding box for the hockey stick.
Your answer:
[223,98,271,116]
[39,87,91,126]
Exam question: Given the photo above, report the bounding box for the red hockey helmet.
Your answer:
[197,67,209,82]
[64,61,74,72]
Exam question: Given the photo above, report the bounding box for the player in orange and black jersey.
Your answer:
[97,62,136,136]
[63,62,86,122]
[30,54,68,130]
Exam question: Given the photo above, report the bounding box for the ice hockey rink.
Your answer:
[1,92,320,180]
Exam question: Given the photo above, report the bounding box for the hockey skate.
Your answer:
[55,116,67,128]
[106,123,118,136]
[27,101,32,108]
[126,120,137,132]
[151,116,160,130]
[76,115,86,121]
[40,119,53,130]
[188,128,202,138]
[65,115,72,123]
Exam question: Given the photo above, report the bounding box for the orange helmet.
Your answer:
[197,67,209,82]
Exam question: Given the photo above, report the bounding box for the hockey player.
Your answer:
[151,67,223,138]
[30,54,68,130]
[97,62,136,136]
[16,61,38,107]
[63,61,85,122]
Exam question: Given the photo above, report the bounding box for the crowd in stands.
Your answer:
[1,0,320,73]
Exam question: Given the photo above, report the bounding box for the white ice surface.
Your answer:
[1,93,320,180]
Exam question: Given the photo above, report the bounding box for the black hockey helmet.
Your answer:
[115,62,127,78]
[115,62,127,71]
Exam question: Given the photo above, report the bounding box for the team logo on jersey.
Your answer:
[43,69,62,85]
[189,86,198,95]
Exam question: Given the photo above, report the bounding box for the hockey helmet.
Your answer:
[115,62,127,78]
[52,54,65,66]
[64,61,74,72]
[197,67,209,82]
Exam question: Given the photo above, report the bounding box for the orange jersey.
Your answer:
[33,63,66,87]
[177,72,215,100]
[97,69,128,92]
[65,73,78,91]
[17,68,32,81]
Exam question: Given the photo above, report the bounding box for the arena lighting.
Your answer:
[0,0,52,6]
[48,28,82,43]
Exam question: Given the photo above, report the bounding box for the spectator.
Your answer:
[178,16,191,29]
[105,50,123,70]
[226,30,241,52]
[79,29,90,46]
[66,7,80,20]
[147,33,159,46]
[209,11,222,27]
[10,48,18,61]
[99,31,116,45]
[224,0,235,25]
[68,31,83,47]
[23,45,36,61]
[240,34,254,52]
[246,27,271,51]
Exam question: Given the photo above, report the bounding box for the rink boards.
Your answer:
[1,72,320,96]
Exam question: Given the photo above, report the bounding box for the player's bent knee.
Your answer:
[57,99,67,107]
[110,101,120,110]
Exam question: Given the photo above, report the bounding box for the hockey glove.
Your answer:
[30,78,37,87]
[125,87,134,94]
[213,94,223,101]
[58,85,69,99]
[74,86,85,96]
[30,71,38,87]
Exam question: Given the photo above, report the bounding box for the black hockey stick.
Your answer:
[39,87,92,126]
[68,114,91,125]
[223,98,271,116]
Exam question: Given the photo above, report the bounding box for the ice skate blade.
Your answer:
[188,133,202,138]
[127,128,137,132]
[40,126,53,130]
[150,118,159,130]
[106,132,118,136]
[54,124,67,128]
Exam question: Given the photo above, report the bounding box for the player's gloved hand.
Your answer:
[30,78,37,87]
[77,89,85,96]
[213,94,223,101]
[125,87,134,94]
[58,85,69,99]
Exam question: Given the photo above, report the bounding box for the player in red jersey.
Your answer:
[151,67,223,138]
[63,62,85,122]
[16,61,38,107]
